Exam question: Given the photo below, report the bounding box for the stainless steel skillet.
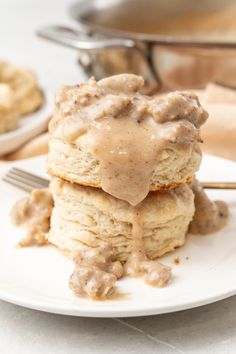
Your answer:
[37,0,236,92]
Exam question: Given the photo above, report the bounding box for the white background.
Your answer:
[1,0,236,353]
[1,0,86,93]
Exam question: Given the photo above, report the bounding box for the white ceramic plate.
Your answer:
[0,154,235,318]
[0,90,52,156]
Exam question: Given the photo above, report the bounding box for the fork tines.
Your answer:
[3,167,49,193]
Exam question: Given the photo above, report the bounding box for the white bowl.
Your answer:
[0,89,52,156]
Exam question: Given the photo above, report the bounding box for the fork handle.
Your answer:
[36,25,135,50]
[201,182,236,189]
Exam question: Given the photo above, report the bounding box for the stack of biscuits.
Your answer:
[47,74,209,297]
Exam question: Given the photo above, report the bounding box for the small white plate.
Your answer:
[0,90,52,156]
[0,154,236,318]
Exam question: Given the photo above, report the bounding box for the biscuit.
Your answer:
[48,74,207,198]
[48,136,200,191]
[48,178,195,262]
[0,60,43,116]
[0,83,19,133]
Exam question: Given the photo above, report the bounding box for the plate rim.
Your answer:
[0,282,236,318]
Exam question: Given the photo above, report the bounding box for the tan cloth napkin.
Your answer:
[2,83,236,162]
[201,103,236,161]
[5,132,49,160]
[200,84,236,161]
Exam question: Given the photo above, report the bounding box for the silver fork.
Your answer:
[2,167,49,193]
[2,167,236,193]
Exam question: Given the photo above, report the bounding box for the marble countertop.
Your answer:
[1,0,236,353]
[1,296,236,354]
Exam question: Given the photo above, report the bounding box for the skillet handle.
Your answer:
[36,25,135,50]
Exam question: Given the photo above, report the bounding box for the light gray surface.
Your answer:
[1,0,236,353]
[0,296,236,354]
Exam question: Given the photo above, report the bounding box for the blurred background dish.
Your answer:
[38,0,236,93]
[0,88,51,156]
[0,60,44,137]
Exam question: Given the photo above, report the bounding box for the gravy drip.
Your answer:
[125,207,171,287]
